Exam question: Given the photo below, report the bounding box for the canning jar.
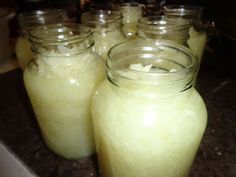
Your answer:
[92,39,207,177]
[24,23,105,159]
[114,2,144,39]
[162,5,207,62]
[15,9,68,69]
[81,10,126,60]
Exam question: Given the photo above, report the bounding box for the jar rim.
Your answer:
[107,39,198,84]
[163,4,203,19]
[163,5,203,14]
[29,23,92,45]
[138,15,190,32]
[17,9,67,29]
[81,10,122,25]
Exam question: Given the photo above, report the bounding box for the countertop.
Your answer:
[0,51,236,177]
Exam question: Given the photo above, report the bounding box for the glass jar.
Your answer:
[137,15,206,63]
[92,39,207,177]
[114,2,144,39]
[24,23,105,159]
[81,10,126,60]
[162,5,207,62]
[15,9,68,69]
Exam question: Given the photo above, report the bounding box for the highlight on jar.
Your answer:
[137,15,207,65]
[112,2,145,39]
[162,4,207,63]
[92,39,207,177]
[23,23,105,159]
[15,9,69,69]
[81,10,126,61]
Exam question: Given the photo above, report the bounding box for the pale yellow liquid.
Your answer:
[121,6,143,38]
[92,79,207,177]
[187,27,207,62]
[15,36,33,69]
[93,30,126,60]
[24,51,105,159]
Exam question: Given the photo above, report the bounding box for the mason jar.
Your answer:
[162,5,207,62]
[137,15,206,64]
[92,39,207,177]
[81,10,126,60]
[24,23,105,159]
[15,9,68,69]
[113,2,144,39]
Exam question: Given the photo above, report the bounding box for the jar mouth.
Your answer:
[18,9,67,29]
[138,15,190,32]
[29,23,92,45]
[107,39,197,85]
[163,5,203,19]
[81,10,122,26]
[118,2,145,8]
[163,5,203,13]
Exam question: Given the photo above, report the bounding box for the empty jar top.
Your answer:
[138,15,190,35]
[163,5,203,20]
[81,10,122,28]
[29,23,93,55]
[18,9,68,31]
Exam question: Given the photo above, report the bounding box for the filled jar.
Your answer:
[162,5,207,62]
[15,9,68,69]
[92,39,207,177]
[24,23,105,159]
[114,2,144,39]
[81,10,126,60]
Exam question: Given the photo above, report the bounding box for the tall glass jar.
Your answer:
[92,39,207,177]
[163,5,207,62]
[81,10,126,60]
[137,15,206,63]
[113,2,144,39]
[24,23,105,159]
[15,9,68,69]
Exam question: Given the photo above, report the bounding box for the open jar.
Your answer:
[113,2,144,39]
[92,39,207,177]
[162,5,207,62]
[24,23,105,159]
[81,10,126,60]
[137,15,207,64]
[15,9,68,69]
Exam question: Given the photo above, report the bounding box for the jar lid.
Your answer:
[0,8,15,20]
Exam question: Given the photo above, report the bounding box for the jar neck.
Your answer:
[163,5,203,21]
[29,23,94,56]
[107,40,198,97]
[115,2,144,22]
[81,10,122,31]
[18,9,68,34]
[137,16,190,45]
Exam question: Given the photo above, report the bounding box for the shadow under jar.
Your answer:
[92,39,207,177]
[23,23,105,159]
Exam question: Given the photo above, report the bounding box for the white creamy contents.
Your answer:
[121,6,143,38]
[187,26,207,62]
[15,36,33,69]
[92,79,207,177]
[129,63,152,72]
[93,30,126,60]
[24,49,105,159]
